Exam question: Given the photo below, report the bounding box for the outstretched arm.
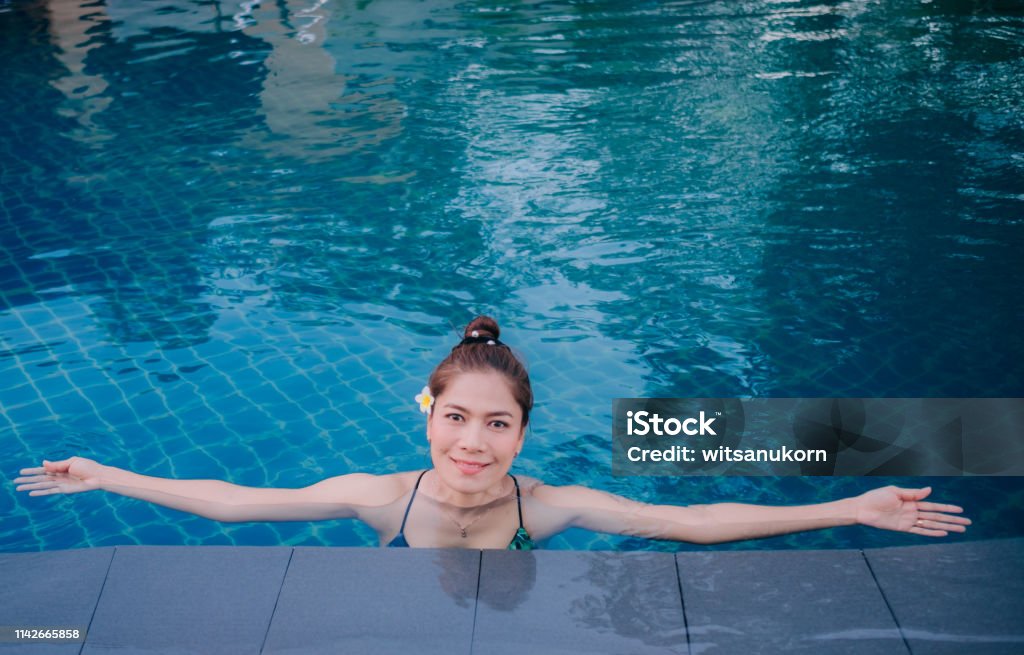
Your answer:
[14,456,393,523]
[534,484,970,545]
[99,466,384,523]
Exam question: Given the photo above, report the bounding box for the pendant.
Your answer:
[460,528,467,538]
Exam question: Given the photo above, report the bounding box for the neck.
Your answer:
[429,470,511,509]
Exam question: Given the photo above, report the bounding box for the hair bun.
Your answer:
[464,315,500,340]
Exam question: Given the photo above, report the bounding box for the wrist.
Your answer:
[840,496,861,526]
[98,464,130,491]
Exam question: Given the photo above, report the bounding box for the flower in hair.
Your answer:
[415,386,434,415]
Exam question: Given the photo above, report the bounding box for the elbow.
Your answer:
[675,530,718,545]
[676,505,721,545]
[203,503,241,523]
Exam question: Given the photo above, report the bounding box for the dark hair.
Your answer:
[428,316,533,428]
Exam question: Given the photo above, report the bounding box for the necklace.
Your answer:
[438,506,488,538]
[430,472,512,538]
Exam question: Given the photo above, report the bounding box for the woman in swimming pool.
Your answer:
[14,316,971,549]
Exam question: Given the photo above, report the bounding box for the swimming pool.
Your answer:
[2,0,1022,552]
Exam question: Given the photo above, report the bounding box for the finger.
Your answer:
[13,475,52,484]
[909,525,948,537]
[918,501,963,513]
[13,474,57,487]
[919,512,971,525]
[28,487,62,496]
[919,518,967,532]
[897,486,931,501]
[19,467,46,475]
[16,481,56,491]
[915,518,966,533]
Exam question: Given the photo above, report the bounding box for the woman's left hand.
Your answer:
[854,486,971,536]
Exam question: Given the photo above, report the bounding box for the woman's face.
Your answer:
[427,370,525,498]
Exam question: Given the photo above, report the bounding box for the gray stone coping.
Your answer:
[0,539,1020,655]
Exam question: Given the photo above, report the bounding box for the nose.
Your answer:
[457,421,486,451]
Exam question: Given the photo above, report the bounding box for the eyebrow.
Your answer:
[442,404,514,418]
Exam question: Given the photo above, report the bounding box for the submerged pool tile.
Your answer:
[262,547,478,655]
[865,537,1024,655]
[474,550,686,655]
[48,389,97,419]
[4,401,53,426]
[0,381,39,406]
[678,549,904,655]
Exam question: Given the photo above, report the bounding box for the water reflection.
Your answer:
[9,0,1018,395]
[236,0,406,162]
[1,0,1022,550]
[447,550,536,611]
[46,0,114,145]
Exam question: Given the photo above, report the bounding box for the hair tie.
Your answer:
[453,334,510,351]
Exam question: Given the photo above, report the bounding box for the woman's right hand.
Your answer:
[14,456,106,496]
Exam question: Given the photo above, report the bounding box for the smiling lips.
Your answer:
[452,458,490,475]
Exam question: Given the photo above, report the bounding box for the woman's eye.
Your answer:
[491,421,508,429]
[446,414,464,422]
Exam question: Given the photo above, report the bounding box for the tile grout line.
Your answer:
[78,546,118,655]
[259,548,295,655]
[674,554,692,655]
[469,549,482,655]
[860,549,913,655]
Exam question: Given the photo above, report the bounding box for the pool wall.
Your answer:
[1,538,1021,654]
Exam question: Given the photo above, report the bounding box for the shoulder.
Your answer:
[510,476,646,539]
[523,481,659,537]
[510,475,571,509]
[512,475,585,503]
[510,473,545,495]
[526,480,646,514]
[513,476,597,511]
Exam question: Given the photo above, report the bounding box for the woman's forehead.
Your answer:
[441,371,519,408]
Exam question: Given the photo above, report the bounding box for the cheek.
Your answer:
[429,426,454,448]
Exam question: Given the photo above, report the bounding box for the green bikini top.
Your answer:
[386,469,536,550]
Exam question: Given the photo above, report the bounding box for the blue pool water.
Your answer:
[2,0,1022,552]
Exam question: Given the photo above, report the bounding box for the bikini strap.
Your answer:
[398,469,429,534]
[509,474,524,529]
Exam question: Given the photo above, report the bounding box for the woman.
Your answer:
[14,316,971,549]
